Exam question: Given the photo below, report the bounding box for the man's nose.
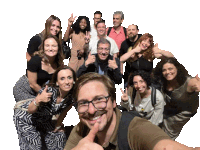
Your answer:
[87,102,97,114]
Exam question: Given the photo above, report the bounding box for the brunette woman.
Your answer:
[153,57,200,140]
[120,70,165,126]
[13,66,76,150]
[26,15,62,61]
[13,35,64,102]
[120,33,174,88]
[63,14,90,72]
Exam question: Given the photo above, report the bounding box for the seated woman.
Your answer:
[120,33,174,88]
[13,65,76,150]
[13,35,64,102]
[120,70,165,126]
[153,57,200,140]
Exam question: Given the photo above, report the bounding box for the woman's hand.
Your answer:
[68,13,77,27]
[120,88,129,101]
[35,85,52,104]
[85,31,90,44]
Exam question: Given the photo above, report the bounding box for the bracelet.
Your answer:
[55,126,61,130]
[33,99,39,107]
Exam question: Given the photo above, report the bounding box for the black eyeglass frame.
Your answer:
[74,95,110,114]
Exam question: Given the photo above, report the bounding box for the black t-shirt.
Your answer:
[26,55,53,87]
[27,34,42,55]
[119,34,142,57]
[124,56,153,84]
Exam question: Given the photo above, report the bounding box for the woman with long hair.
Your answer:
[14,35,64,102]
[26,15,62,61]
[153,57,200,140]
[63,13,90,72]
[13,65,76,150]
[120,33,174,87]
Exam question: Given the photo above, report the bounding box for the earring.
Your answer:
[73,81,75,84]
[56,83,59,86]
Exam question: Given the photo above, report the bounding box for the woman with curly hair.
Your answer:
[63,13,90,72]
[153,57,200,139]
[120,70,165,126]
[120,33,174,87]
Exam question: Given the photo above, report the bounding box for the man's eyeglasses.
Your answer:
[74,95,110,113]
[97,47,110,51]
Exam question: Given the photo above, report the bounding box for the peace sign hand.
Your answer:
[68,13,77,26]
[120,88,129,101]
[85,31,90,44]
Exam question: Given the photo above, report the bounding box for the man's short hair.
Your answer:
[113,11,124,20]
[97,38,111,50]
[94,11,102,17]
[96,19,105,28]
[73,72,116,102]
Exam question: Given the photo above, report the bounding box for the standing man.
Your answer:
[90,11,102,38]
[107,11,126,52]
[64,73,197,150]
[119,24,142,57]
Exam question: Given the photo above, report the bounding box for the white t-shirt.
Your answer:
[123,87,165,126]
[90,24,98,38]
[89,36,119,55]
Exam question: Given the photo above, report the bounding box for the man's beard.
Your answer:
[129,34,137,41]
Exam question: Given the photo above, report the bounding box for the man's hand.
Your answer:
[72,122,103,150]
[108,56,118,69]
[85,52,96,67]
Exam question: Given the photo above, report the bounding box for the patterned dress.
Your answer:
[13,87,72,150]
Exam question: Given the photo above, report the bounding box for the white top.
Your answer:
[89,36,119,56]
[125,87,165,126]
[90,24,98,38]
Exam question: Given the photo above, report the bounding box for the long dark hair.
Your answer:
[50,65,76,96]
[153,57,189,91]
[72,16,90,34]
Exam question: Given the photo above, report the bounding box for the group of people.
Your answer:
[12,11,200,150]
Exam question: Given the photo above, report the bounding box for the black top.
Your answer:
[77,54,122,84]
[119,34,142,57]
[26,55,53,87]
[124,56,153,84]
[27,34,42,55]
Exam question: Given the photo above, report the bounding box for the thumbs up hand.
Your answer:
[85,52,96,67]
[35,85,52,104]
[72,122,103,150]
[193,74,200,92]
[108,56,118,70]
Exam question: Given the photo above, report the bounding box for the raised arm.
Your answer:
[187,74,200,93]
[63,13,76,42]
[120,44,141,63]
[153,43,174,59]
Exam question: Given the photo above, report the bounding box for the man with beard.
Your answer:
[119,24,142,57]
[77,38,122,84]
[64,73,196,150]
[107,11,126,51]
[119,24,142,86]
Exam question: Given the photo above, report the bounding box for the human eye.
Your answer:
[68,76,72,80]
[60,77,65,80]
[78,100,88,106]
